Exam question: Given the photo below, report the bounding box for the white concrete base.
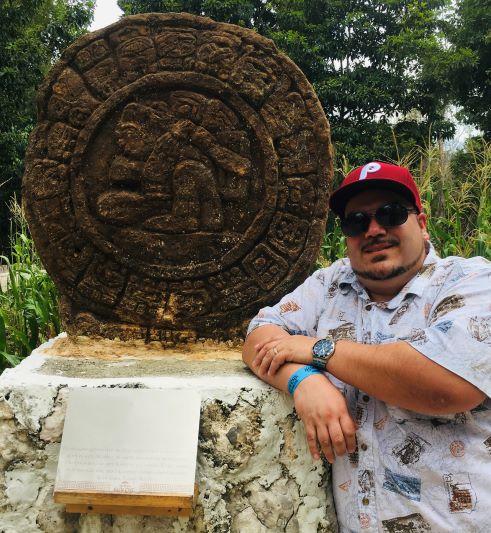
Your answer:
[0,335,337,533]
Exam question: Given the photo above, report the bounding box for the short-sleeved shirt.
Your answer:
[248,247,491,532]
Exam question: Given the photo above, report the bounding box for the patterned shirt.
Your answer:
[248,246,491,532]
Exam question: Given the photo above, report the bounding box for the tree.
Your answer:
[0,0,94,254]
[445,0,491,139]
[118,0,455,169]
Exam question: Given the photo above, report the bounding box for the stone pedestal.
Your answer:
[0,335,337,533]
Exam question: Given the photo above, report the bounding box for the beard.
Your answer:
[352,264,411,281]
[352,250,422,281]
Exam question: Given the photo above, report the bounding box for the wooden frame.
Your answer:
[54,485,198,516]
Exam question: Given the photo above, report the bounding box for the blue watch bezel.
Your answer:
[312,337,335,369]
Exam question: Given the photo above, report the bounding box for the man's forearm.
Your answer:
[250,330,486,414]
[243,325,305,393]
[328,340,486,414]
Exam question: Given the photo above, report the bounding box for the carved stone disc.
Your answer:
[23,13,333,342]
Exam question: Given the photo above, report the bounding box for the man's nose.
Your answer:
[364,216,387,238]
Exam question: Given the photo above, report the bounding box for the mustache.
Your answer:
[361,237,399,252]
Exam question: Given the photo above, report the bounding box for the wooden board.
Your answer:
[55,485,199,516]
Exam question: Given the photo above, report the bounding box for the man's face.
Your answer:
[116,122,153,159]
[344,189,428,286]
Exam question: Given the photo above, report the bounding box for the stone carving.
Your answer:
[23,13,333,341]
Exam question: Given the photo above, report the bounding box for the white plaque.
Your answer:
[55,388,201,498]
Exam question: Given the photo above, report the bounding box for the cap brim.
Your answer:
[329,179,418,217]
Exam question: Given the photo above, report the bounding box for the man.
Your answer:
[242,162,491,532]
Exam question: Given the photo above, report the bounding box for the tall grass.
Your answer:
[0,199,60,371]
[319,138,491,265]
[410,139,491,259]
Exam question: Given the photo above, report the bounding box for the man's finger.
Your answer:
[340,414,357,453]
[252,350,265,368]
[316,426,335,464]
[268,358,282,375]
[268,351,287,375]
[255,335,285,353]
[258,350,275,375]
[257,340,278,359]
[328,424,347,457]
[305,425,321,460]
[255,341,277,362]
[252,346,271,369]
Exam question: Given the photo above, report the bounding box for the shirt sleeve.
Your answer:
[407,257,491,397]
[246,266,335,337]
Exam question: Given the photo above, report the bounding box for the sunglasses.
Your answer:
[341,203,419,237]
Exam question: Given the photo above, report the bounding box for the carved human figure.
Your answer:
[96,97,251,233]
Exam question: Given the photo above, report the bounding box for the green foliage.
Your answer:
[0,0,94,255]
[316,215,346,269]
[412,138,491,259]
[445,0,491,138]
[316,155,350,267]
[0,200,60,372]
[117,0,274,29]
[318,138,491,266]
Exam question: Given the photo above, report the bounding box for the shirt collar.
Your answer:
[395,243,439,302]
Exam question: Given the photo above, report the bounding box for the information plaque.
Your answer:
[54,388,201,516]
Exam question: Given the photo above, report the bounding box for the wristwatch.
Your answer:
[311,337,336,370]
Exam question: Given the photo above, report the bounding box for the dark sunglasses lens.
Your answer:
[341,212,370,236]
[341,204,412,236]
[376,204,409,227]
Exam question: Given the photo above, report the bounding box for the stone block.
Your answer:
[0,335,337,532]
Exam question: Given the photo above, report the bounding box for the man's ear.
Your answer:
[418,213,430,240]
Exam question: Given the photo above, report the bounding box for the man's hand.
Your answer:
[243,327,357,462]
[293,374,357,463]
[253,335,318,376]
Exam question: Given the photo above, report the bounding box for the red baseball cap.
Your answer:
[329,162,422,217]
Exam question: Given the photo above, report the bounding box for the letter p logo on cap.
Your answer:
[359,162,381,180]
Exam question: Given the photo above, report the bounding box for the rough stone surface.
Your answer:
[22,13,333,342]
[0,340,337,532]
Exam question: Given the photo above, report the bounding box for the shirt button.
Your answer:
[365,304,372,311]
[362,497,369,506]
[361,443,368,451]
[362,395,370,402]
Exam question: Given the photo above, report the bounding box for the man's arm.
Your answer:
[243,326,357,462]
[328,340,486,413]
[254,336,486,414]
[242,325,298,393]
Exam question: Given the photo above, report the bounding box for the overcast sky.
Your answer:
[90,0,123,31]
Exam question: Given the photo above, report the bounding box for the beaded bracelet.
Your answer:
[287,366,322,395]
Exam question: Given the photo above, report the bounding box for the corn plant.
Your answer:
[402,138,491,259]
[0,199,60,371]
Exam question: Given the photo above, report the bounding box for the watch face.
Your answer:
[313,338,334,357]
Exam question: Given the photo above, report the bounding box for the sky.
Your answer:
[89,0,123,31]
